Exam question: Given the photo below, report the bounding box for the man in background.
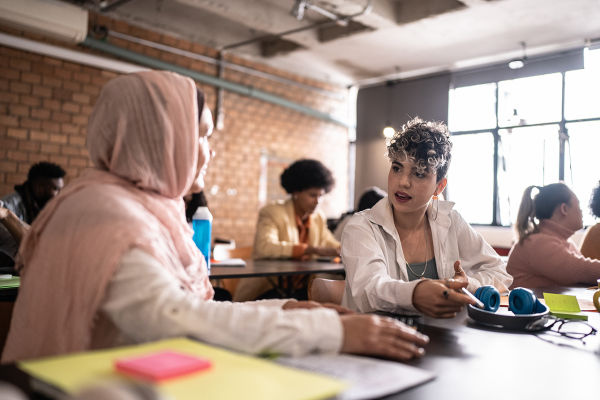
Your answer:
[0,162,66,270]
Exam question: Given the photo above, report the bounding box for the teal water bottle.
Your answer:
[192,206,212,273]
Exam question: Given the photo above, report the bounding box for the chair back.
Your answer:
[307,278,345,305]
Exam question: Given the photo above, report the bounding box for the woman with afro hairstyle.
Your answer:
[233,160,341,301]
[580,181,600,260]
[341,117,512,318]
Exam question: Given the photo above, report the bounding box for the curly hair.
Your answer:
[27,162,66,183]
[590,181,600,219]
[385,117,452,182]
[280,159,335,194]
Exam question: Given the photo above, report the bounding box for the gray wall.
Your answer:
[354,73,451,204]
[353,49,584,207]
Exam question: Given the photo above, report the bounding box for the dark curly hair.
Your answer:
[280,159,335,194]
[27,162,66,183]
[386,117,452,182]
[590,181,600,219]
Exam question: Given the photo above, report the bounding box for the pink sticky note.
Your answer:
[115,350,211,382]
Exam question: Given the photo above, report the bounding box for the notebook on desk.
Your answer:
[19,338,346,400]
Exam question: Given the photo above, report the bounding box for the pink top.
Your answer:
[2,71,213,363]
[507,219,600,289]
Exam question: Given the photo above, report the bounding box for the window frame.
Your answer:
[449,71,600,226]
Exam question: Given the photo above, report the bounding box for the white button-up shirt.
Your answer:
[341,197,513,313]
[93,248,343,357]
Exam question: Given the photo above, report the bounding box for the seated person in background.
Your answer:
[2,71,428,363]
[0,162,65,268]
[253,159,340,260]
[234,160,342,301]
[342,118,512,317]
[0,202,28,269]
[184,191,208,224]
[507,183,600,288]
[580,181,600,260]
[333,186,387,241]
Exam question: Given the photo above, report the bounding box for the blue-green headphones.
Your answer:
[474,285,547,314]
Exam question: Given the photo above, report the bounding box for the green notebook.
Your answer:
[543,293,588,321]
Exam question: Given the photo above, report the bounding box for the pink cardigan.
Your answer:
[507,219,600,288]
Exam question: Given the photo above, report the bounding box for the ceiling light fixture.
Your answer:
[383,80,395,138]
[509,41,527,69]
[383,126,395,138]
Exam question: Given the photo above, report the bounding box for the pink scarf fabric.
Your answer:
[3,71,213,363]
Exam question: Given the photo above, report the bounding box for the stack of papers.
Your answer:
[276,353,435,400]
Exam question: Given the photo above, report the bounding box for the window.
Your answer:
[498,74,562,127]
[565,121,600,226]
[448,83,497,132]
[498,125,560,225]
[447,133,494,224]
[565,69,600,121]
[447,48,600,226]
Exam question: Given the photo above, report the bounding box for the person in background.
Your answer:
[333,186,387,241]
[234,160,341,301]
[342,118,512,317]
[253,159,340,260]
[2,71,428,364]
[2,162,65,224]
[0,162,65,269]
[507,183,600,288]
[184,191,208,224]
[579,181,600,260]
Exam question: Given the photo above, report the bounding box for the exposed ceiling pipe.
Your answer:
[291,0,374,27]
[222,0,373,51]
[104,29,344,100]
[98,0,139,13]
[80,36,352,128]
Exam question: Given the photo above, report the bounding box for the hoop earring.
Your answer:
[432,195,439,221]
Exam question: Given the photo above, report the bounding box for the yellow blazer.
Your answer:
[253,199,340,259]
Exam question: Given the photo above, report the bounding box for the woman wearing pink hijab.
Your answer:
[2,71,428,363]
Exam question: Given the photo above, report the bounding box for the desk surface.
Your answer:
[1,286,598,399]
[387,286,600,399]
[209,259,345,279]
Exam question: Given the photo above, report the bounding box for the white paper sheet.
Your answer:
[276,353,435,400]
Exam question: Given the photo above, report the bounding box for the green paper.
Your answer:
[0,276,20,289]
[543,293,587,321]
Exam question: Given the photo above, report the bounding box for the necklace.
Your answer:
[405,218,429,277]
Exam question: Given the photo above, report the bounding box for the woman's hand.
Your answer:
[340,314,429,361]
[0,206,9,220]
[412,278,475,318]
[305,246,340,257]
[451,260,468,286]
[282,300,354,315]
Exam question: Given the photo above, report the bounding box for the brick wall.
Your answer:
[0,14,349,247]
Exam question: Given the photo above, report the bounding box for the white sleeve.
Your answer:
[101,248,343,357]
[453,214,513,293]
[342,217,421,313]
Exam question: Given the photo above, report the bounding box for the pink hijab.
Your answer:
[3,71,214,363]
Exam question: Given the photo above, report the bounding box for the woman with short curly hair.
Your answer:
[581,181,600,260]
[342,117,513,318]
